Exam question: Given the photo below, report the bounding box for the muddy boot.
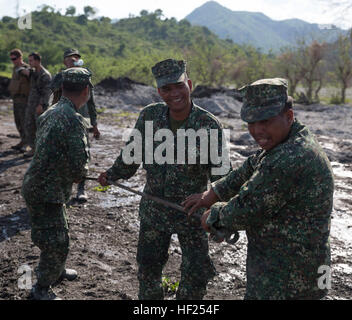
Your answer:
[11,141,26,151]
[30,284,62,300]
[23,147,35,158]
[60,268,78,281]
[76,181,88,202]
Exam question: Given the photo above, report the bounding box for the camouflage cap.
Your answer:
[239,78,289,123]
[62,67,93,87]
[152,59,187,88]
[63,48,81,59]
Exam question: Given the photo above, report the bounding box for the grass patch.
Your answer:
[113,111,138,119]
[96,107,106,114]
[162,275,179,294]
[0,70,12,78]
[92,185,110,192]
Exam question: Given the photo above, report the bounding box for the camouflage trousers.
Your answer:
[13,100,27,143]
[137,198,216,300]
[24,103,39,149]
[25,201,69,287]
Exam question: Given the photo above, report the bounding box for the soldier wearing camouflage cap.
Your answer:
[22,67,91,300]
[50,49,100,203]
[98,58,231,300]
[184,78,334,299]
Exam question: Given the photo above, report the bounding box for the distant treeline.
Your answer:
[0,5,351,104]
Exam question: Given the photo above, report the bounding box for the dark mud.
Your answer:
[0,95,351,300]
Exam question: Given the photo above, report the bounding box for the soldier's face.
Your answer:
[10,55,20,66]
[64,55,80,68]
[28,56,39,68]
[248,109,294,151]
[158,79,192,113]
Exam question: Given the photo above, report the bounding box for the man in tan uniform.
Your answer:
[8,49,30,151]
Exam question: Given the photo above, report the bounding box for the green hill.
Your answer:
[185,1,346,52]
[0,8,240,85]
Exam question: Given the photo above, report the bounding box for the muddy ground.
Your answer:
[0,96,351,300]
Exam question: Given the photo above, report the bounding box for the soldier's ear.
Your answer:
[286,108,294,124]
[188,79,192,91]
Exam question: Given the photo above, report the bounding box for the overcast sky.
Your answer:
[1,0,351,29]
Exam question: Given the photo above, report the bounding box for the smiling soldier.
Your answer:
[99,58,231,300]
[183,78,335,300]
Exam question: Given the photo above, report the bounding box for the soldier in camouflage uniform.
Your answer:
[183,78,335,300]
[50,49,100,202]
[8,49,30,151]
[99,59,231,300]
[22,68,91,300]
[21,52,52,157]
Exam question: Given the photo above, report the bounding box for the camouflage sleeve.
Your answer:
[208,152,293,231]
[16,66,30,78]
[86,88,98,126]
[66,119,90,181]
[50,72,63,91]
[39,73,53,108]
[211,153,257,202]
[106,110,145,181]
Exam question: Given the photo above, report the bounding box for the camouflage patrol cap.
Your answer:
[63,48,81,59]
[62,67,93,87]
[152,59,187,88]
[239,78,289,123]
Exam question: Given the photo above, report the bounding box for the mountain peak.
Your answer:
[185,2,345,51]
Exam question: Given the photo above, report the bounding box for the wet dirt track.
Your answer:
[0,98,351,300]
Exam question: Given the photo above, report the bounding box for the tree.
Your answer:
[276,47,305,97]
[335,33,352,103]
[186,37,234,87]
[65,6,76,16]
[38,5,55,13]
[299,41,328,104]
[84,6,97,18]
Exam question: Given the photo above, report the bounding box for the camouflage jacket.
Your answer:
[27,67,52,110]
[8,63,30,102]
[22,96,90,204]
[107,102,231,203]
[50,70,98,127]
[208,119,334,299]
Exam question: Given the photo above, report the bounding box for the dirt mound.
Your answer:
[93,81,244,116]
[96,77,147,92]
[0,76,10,99]
[192,85,242,101]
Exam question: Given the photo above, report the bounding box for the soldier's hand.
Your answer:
[93,125,100,139]
[98,172,109,186]
[182,188,219,217]
[201,209,212,233]
[36,104,44,115]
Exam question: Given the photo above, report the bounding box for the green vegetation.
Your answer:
[92,185,110,192]
[0,5,351,104]
[162,275,179,294]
